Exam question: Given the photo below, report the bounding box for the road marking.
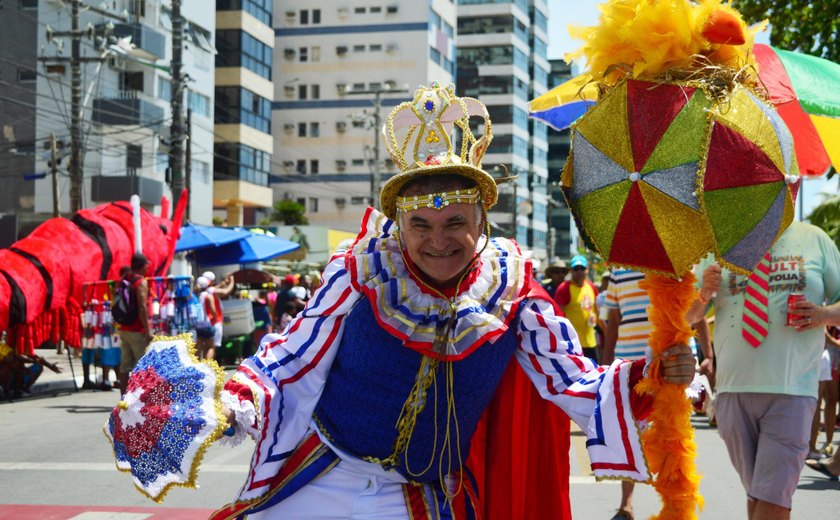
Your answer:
[569,476,619,485]
[0,462,248,472]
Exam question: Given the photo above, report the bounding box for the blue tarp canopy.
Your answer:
[194,230,300,266]
[175,223,252,252]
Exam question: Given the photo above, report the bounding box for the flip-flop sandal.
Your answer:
[610,509,634,520]
[806,459,840,481]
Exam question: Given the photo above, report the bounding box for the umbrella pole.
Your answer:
[637,272,703,520]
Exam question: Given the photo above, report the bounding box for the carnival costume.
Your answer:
[207,84,653,519]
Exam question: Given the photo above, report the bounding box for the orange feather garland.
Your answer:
[636,273,703,520]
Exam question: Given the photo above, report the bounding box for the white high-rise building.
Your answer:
[272,1,456,231]
[34,0,216,224]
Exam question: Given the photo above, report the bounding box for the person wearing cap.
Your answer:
[117,253,151,396]
[211,84,695,519]
[542,259,569,300]
[554,255,601,363]
[199,271,235,360]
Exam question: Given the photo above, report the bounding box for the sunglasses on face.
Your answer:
[572,266,586,271]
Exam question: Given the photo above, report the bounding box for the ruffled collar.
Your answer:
[344,208,532,361]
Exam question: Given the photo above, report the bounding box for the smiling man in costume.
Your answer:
[211,83,695,519]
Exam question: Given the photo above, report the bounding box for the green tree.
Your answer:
[733,1,840,61]
[807,194,840,248]
[271,199,309,225]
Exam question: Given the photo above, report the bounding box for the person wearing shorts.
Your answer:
[688,221,840,520]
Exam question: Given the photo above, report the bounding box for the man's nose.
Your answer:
[428,228,449,249]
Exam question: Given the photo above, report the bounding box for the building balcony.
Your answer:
[97,22,166,60]
[90,175,163,206]
[92,91,165,127]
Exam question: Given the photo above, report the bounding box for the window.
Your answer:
[353,44,365,53]
[369,44,382,52]
[370,6,382,13]
[17,68,36,82]
[216,30,272,80]
[354,7,366,13]
[352,82,365,91]
[309,122,320,137]
[311,84,320,99]
[309,197,319,213]
[157,76,172,102]
[195,160,211,184]
[351,159,365,167]
[312,9,321,24]
[297,198,306,208]
[298,122,307,137]
[299,47,308,62]
[188,91,211,118]
[297,160,307,174]
[300,9,309,24]
[310,160,319,174]
[20,0,38,9]
[215,86,271,133]
[311,46,320,62]
[213,143,270,186]
[216,0,272,26]
[298,84,307,100]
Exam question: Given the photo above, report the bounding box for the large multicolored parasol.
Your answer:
[531,44,840,176]
[103,334,227,502]
[564,78,799,278]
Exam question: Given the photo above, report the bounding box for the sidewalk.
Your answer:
[26,347,88,396]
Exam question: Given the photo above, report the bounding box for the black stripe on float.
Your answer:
[8,247,53,310]
[1,270,26,326]
[71,214,112,280]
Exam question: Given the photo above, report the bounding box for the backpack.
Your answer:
[112,276,139,325]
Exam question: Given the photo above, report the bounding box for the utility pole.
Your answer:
[169,0,186,213]
[512,180,518,241]
[347,85,407,207]
[49,134,60,217]
[69,0,82,214]
[185,106,192,221]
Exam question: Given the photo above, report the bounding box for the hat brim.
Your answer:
[380,163,498,220]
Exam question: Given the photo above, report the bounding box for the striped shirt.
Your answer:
[604,269,651,361]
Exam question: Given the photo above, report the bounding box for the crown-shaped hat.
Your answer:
[379,82,497,220]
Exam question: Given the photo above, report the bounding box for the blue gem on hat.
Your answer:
[424,100,435,112]
[433,195,444,209]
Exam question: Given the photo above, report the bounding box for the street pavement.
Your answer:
[1,348,837,519]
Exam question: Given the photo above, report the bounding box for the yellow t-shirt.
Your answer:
[558,281,598,348]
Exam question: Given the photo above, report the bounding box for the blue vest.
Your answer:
[314,297,520,483]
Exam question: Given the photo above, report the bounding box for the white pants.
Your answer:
[247,459,411,519]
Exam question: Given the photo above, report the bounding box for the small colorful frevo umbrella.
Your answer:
[563,78,800,278]
[103,334,226,502]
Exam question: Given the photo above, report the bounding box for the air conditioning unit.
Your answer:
[282,160,295,169]
[284,85,295,96]
[336,46,348,56]
[351,119,365,128]
[336,83,347,95]
[284,48,295,59]
[384,80,397,89]
[335,197,347,209]
[335,121,347,133]
[335,159,347,170]
[284,10,295,18]
[337,7,349,17]
[385,43,398,53]
[283,123,295,132]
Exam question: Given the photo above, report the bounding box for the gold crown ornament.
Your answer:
[379,82,497,220]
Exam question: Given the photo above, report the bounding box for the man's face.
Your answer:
[571,266,587,284]
[400,203,483,288]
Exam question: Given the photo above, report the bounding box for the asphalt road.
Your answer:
[0,365,837,519]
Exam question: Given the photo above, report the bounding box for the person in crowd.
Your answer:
[601,267,652,520]
[595,270,611,360]
[197,271,235,361]
[209,84,696,519]
[0,339,62,400]
[687,220,840,520]
[118,254,152,396]
[809,331,839,458]
[273,274,297,327]
[542,260,568,298]
[554,255,600,362]
[805,445,840,480]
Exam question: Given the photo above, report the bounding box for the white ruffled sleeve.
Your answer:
[219,252,361,502]
[514,297,650,482]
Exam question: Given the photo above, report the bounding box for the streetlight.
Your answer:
[346,84,408,208]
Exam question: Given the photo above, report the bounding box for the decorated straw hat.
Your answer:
[379,82,497,220]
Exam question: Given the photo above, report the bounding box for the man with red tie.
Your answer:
[687,220,840,520]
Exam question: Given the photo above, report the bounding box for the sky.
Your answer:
[544,0,836,219]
